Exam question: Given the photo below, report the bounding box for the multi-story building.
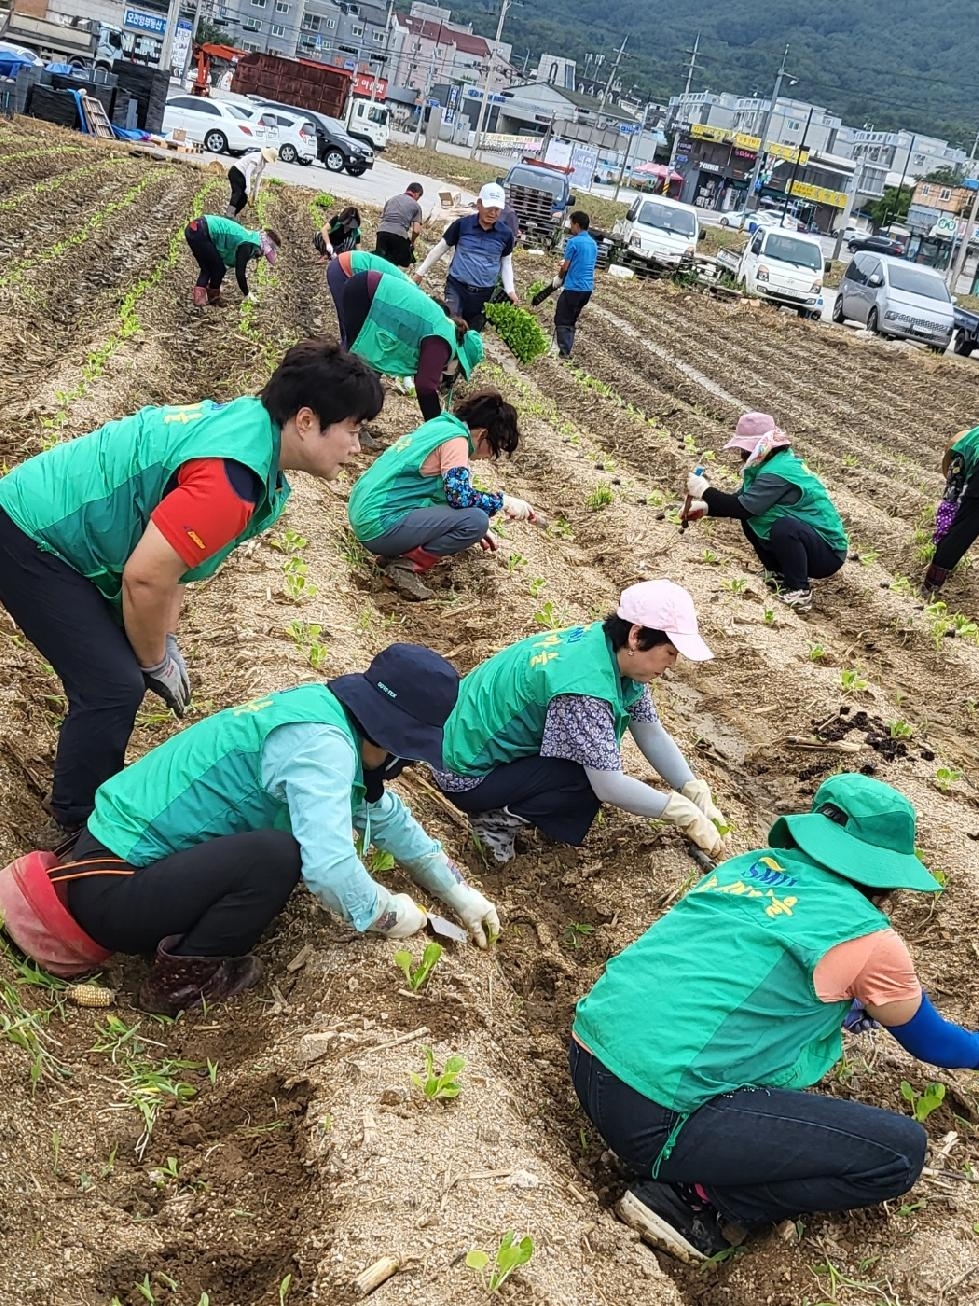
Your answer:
[836,126,967,200]
[667,90,842,155]
[386,2,511,97]
[296,0,388,72]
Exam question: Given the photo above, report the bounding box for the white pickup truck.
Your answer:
[734,226,828,319]
[612,195,702,273]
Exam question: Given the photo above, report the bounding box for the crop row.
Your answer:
[0,155,131,214]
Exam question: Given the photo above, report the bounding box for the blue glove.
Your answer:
[843,999,879,1034]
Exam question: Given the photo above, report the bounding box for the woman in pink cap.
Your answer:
[430,580,727,863]
[685,413,848,612]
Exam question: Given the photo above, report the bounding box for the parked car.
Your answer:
[163,96,274,155]
[847,233,906,256]
[248,97,373,175]
[612,195,702,272]
[833,252,953,350]
[952,303,979,356]
[255,106,317,165]
[720,209,800,233]
[737,226,826,318]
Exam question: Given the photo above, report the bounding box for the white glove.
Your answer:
[550,273,563,289]
[686,498,708,522]
[682,778,726,827]
[687,472,710,497]
[662,792,723,858]
[165,633,190,704]
[441,882,501,949]
[139,648,191,717]
[246,290,258,303]
[502,493,533,521]
[368,892,426,939]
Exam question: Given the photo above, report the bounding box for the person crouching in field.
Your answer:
[925,425,979,595]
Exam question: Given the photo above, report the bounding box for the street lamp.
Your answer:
[746,44,796,211]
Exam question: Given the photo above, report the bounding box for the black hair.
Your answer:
[602,614,673,651]
[453,388,520,457]
[407,182,424,196]
[260,338,384,427]
[569,210,590,230]
[334,206,360,226]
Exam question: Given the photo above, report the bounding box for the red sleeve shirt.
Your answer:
[150,458,259,568]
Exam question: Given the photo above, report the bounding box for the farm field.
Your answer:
[1,118,979,1306]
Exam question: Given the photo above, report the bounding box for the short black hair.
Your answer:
[407,182,424,196]
[570,211,590,230]
[453,388,520,457]
[260,338,384,428]
[602,614,672,651]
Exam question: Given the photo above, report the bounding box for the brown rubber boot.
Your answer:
[206,288,224,306]
[137,935,263,1017]
[382,558,435,600]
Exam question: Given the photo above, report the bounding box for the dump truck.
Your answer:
[0,3,124,70]
[500,159,576,249]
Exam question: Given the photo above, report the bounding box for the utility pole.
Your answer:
[780,104,812,226]
[746,43,791,210]
[469,0,514,159]
[881,133,914,229]
[412,33,441,148]
[598,35,627,117]
[948,139,979,292]
[372,0,396,102]
[667,31,700,172]
[613,102,650,202]
[158,0,182,74]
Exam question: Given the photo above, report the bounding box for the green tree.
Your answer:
[865,185,911,230]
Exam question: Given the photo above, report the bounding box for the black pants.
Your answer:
[185,219,226,291]
[934,491,979,570]
[444,276,495,332]
[569,1041,926,1230]
[65,829,302,957]
[340,271,374,348]
[326,256,351,345]
[375,230,414,267]
[554,289,591,357]
[445,756,599,844]
[742,517,845,591]
[0,507,146,828]
[227,166,248,216]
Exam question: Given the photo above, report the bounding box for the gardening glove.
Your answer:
[685,498,708,523]
[843,1000,880,1034]
[687,471,710,497]
[502,493,533,521]
[368,891,426,939]
[140,647,192,717]
[661,792,723,858]
[440,882,501,948]
[246,290,259,303]
[480,531,499,552]
[682,778,726,828]
[164,634,191,704]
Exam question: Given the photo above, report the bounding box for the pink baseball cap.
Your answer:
[260,232,279,266]
[724,411,786,454]
[617,580,714,662]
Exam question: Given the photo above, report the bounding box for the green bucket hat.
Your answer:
[457,329,484,378]
[768,773,941,893]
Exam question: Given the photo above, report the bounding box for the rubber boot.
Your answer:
[922,562,950,597]
[382,546,440,601]
[206,288,224,306]
[192,286,208,308]
[137,934,263,1017]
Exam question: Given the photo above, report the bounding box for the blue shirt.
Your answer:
[563,231,598,292]
[443,213,514,289]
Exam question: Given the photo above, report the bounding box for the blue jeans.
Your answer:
[569,1040,926,1229]
[444,276,495,332]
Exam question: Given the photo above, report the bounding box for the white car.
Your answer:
[258,106,317,166]
[162,95,275,156]
[720,209,800,233]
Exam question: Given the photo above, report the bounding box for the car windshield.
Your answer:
[225,105,255,120]
[637,202,697,237]
[763,234,822,271]
[507,167,565,198]
[887,264,950,301]
[367,106,387,125]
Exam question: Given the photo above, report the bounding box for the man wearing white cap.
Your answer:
[684,412,848,613]
[430,580,727,863]
[413,182,519,331]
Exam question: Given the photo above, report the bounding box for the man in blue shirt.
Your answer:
[414,182,518,331]
[554,210,598,358]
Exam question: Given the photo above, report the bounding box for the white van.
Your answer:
[613,195,701,271]
[737,227,827,318]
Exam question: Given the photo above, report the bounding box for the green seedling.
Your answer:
[712,819,734,836]
[858,549,880,565]
[720,578,747,595]
[890,575,914,596]
[279,1274,292,1305]
[839,667,869,694]
[586,481,614,511]
[528,576,547,598]
[808,643,827,661]
[483,301,549,362]
[900,1080,945,1123]
[888,720,914,739]
[368,848,396,874]
[701,549,720,565]
[270,528,308,555]
[547,515,574,540]
[506,552,528,573]
[763,606,776,626]
[410,1045,464,1100]
[466,1232,535,1293]
[564,922,594,950]
[206,1058,218,1085]
[935,766,962,793]
[394,942,443,992]
[282,557,318,602]
[533,600,564,630]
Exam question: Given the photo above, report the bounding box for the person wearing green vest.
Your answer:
[0,339,383,834]
[569,774,979,1264]
[684,411,848,613]
[325,249,408,348]
[925,424,979,595]
[0,645,501,1014]
[348,390,540,600]
[183,214,282,308]
[431,580,727,863]
[343,269,484,421]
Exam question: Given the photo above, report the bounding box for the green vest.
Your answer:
[574,848,888,1120]
[349,251,407,279]
[347,413,472,542]
[951,426,979,480]
[742,449,849,555]
[441,622,645,776]
[0,396,289,610]
[204,215,262,266]
[88,685,364,865]
[350,274,459,378]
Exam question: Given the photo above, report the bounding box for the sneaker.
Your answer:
[468,808,527,863]
[779,587,813,612]
[381,558,434,601]
[616,1181,730,1265]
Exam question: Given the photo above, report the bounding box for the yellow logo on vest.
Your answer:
[163,404,206,425]
[233,696,274,715]
[695,857,800,919]
[528,632,562,668]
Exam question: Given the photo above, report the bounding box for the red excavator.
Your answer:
[191,42,246,96]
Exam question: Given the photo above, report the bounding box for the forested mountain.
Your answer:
[449,0,978,145]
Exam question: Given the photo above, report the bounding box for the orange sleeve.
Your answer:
[814,928,922,1008]
[419,437,470,479]
[338,250,354,276]
[150,458,258,568]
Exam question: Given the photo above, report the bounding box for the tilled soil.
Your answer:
[1,120,978,1306]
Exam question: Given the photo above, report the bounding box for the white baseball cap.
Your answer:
[478,182,506,208]
[617,580,714,662]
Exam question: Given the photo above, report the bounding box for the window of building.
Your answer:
[275,2,289,11]
[351,23,363,36]
[301,12,319,28]
[939,187,952,201]
[270,23,286,36]
[372,29,383,41]
[325,17,336,28]
[242,17,261,30]
[250,0,265,8]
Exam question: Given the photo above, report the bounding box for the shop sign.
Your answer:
[790,179,847,208]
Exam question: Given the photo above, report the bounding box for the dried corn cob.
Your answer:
[66,984,115,1008]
